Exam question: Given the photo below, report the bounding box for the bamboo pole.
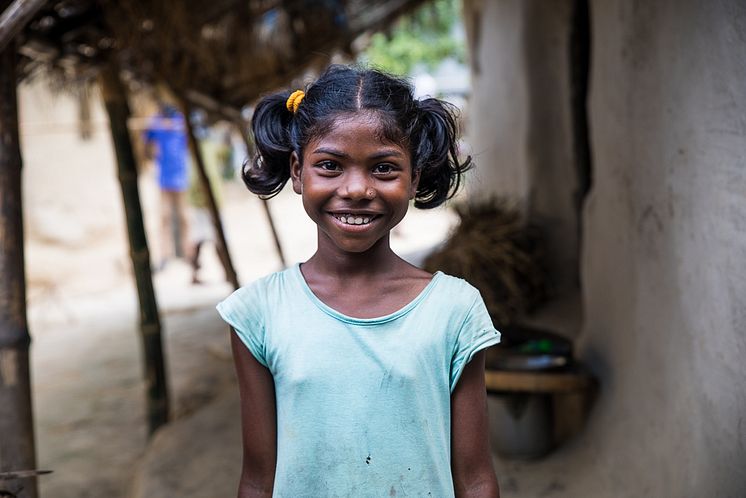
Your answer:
[99,62,169,435]
[0,0,46,52]
[259,194,287,268]
[0,39,38,498]
[235,126,287,268]
[180,101,240,289]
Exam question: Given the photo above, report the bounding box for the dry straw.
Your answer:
[423,199,548,329]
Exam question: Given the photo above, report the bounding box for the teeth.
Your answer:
[334,214,374,225]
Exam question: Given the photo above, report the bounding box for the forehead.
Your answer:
[307,111,405,151]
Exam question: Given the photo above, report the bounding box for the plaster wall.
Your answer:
[578,0,746,494]
[464,0,582,336]
[464,0,746,495]
[463,0,530,203]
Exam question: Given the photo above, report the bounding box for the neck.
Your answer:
[305,232,403,280]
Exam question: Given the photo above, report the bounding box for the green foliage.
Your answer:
[358,0,465,76]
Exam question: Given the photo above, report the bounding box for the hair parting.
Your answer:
[243,65,472,208]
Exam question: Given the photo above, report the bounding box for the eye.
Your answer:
[314,160,341,174]
[372,163,397,175]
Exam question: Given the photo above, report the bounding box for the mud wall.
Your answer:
[578,0,746,494]
[463,0,583,337]
[465,0,746,495]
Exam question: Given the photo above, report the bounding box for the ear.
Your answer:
[409,167,421,199]
[290,151,303,194]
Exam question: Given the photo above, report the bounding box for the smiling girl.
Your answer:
[217,65,501,497]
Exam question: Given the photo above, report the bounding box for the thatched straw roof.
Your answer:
[14,0,427,114]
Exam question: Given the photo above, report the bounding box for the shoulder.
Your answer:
[432,272,483,310]
[216,267,296,321]
[418,272,489,333]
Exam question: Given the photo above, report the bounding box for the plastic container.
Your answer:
[487,392,552,459]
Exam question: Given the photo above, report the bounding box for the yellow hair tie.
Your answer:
[286,90,305,113]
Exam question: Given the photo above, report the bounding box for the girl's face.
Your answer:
[290,112,419,255]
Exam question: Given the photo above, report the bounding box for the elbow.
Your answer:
[237,456,274,498]
[454,473,500,498]
[237,474,273,498]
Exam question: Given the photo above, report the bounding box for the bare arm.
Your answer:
[231,329,277,498]
[451,350,500,497]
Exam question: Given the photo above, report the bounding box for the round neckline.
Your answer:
[292,263,442,325]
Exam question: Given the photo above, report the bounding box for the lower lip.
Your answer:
[328,214,380,232]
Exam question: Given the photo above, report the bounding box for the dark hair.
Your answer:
[243,65,471,209]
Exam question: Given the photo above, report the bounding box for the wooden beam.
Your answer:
[347,0,427,34]
[259,199,287,268]
[99,61,170,436]
[0,38,38,498]
[181,100,241,289]
[0,0,47,53]
[184,89,244,123]
[234,126,287,268]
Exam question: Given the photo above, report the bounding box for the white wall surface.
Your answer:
[464,0,582,336]
[465,0,746,495]
[579,0,746,495]
[463,0,530,204]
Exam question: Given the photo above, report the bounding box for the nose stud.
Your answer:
[365,188,376,200]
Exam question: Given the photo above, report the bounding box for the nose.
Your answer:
[339,170,372,200]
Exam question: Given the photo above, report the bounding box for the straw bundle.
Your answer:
[424,199,548,328]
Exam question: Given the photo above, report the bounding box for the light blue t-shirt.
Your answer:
[216,264,500,498]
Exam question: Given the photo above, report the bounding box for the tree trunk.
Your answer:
[0,0,46,52]
[99,62,169,435]
[181,102,240,289]
[0,40,38,498]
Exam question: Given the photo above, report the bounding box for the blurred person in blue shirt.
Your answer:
[144,103,191,269]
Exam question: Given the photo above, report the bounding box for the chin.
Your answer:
[333,240,379,254]
[320,230,388,255]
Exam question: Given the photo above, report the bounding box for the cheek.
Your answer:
[301,196,313,218]
[299,183,324,217]
[300,195,322,227]
[382,185,415,218]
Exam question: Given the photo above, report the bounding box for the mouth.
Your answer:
[329,213,380,226]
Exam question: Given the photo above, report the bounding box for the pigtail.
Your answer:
[243,66,470,207]
[242,93,295,197]
[412,98,472,209]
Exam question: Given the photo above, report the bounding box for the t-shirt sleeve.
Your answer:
[216,284,268,367]
[450,292,501,392]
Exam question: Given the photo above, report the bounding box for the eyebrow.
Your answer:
[311,147,405,160]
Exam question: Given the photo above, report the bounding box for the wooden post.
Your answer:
[180,102,240,289]
[0,0,47,52]
[0,40,38,498]
[99,62,169,435]
[235,126,287,268]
